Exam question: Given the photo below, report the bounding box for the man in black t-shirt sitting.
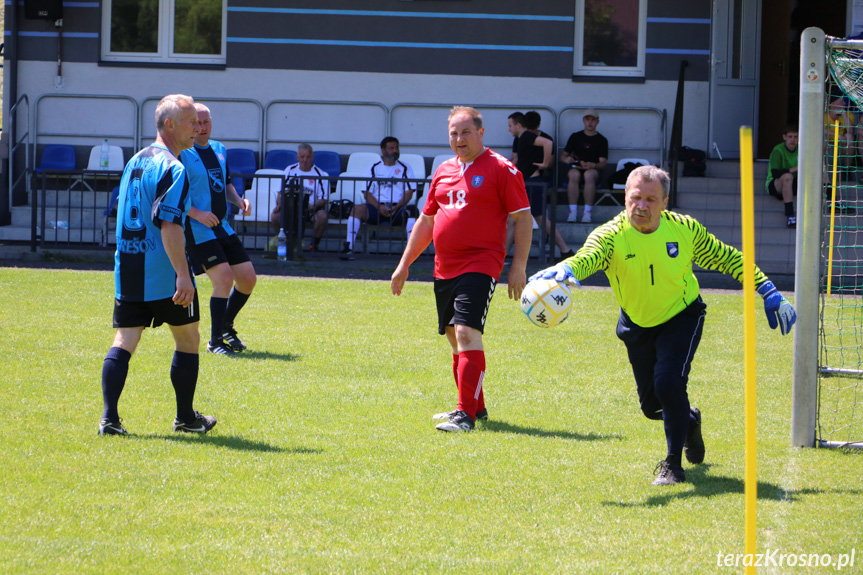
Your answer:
[561,108,608,224]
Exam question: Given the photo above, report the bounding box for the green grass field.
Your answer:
[0,267,860,574]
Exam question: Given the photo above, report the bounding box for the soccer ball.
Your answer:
[521,278,573,328]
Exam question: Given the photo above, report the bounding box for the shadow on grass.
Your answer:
[602,464,863,507]
[137,433,321,454]
[481,419,623,442]
[235,350,301,362]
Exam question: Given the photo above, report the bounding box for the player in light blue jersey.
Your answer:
[532,166,796,485]
[181,103,256,356]
[99,94,217,437]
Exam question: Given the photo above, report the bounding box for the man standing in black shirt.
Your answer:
[510,114,574,259]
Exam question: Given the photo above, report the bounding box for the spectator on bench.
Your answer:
[340,137,417,260]
[271,144,330,252]
[561,108,608,224]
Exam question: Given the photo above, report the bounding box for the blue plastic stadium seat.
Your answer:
[226,148,257,194]
[104,186,120,217]
[36,144,76,173]
[264,149,298,171]
[313,150,342,180]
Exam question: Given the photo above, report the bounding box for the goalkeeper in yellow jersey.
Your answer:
[530,166,796,485]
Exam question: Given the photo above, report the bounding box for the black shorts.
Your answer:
[525,177,547,217]
[187,234,250,275]
[767,178,797,199]
[434,272,497,335]
[113,295,200,328]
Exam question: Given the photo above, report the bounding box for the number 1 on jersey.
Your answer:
[649,264,654,285]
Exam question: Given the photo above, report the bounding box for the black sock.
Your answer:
[210,297,228,343]
[784,202,794,217]
[170,351,199,422]
[102,347,131,422]
[562,250,575,259]
[224,287,251,330]
[313,236,321,248]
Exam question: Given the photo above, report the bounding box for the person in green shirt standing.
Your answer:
[765,125,798,229]
[530,166,796,485]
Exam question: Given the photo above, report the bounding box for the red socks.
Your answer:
[452,352,486,415]
[456,350,486,419]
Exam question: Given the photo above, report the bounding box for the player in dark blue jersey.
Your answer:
[99,94,217,436]
[181,103,257,356]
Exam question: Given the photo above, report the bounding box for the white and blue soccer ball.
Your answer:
[521,278,573,328]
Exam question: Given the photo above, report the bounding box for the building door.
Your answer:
[708,0,762,159]
[757,0,792,158]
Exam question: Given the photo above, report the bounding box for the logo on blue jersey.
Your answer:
[117,236,157,254]
[160,205,182,219]
[207,168,225,194]
[666,242,679,258]
[472,176,484,187]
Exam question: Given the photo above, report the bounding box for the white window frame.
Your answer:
[101,0,227,65]
[573,0,647,78]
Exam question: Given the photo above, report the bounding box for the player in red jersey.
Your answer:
[391,106,533,432]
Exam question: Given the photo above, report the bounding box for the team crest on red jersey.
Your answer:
[471,176,484,187]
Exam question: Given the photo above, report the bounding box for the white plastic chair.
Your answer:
[86,145,125,171]
[240,169,284,223]
[415,177,432,211]
[611,158,652,191]
[602,157,651,205]
[329,172,367,206]
[399,153,426,180]
[431,154,453,176]
[73,145,125,192]
[346,152,381,174]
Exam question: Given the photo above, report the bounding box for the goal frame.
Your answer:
[794,28,863,449]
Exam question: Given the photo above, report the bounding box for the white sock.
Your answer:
[346,217,361,249]
[583,206,592,215]
[570,207,578,215]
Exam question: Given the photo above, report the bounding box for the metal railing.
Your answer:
[140,96,264,155]
[264,100,389,156]
[31,170,121,251]
[35,94,139,151]
[8,94,31,212]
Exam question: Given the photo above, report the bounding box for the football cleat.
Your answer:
[684,407,705,464]
[651,460,686,485]
[222,327,246,352]
[207,340,237,356]
[339,242,355,261]
[435,410,475,432]
[432,408,488,421]
[173,410,217,434]
[98,418,128,436]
